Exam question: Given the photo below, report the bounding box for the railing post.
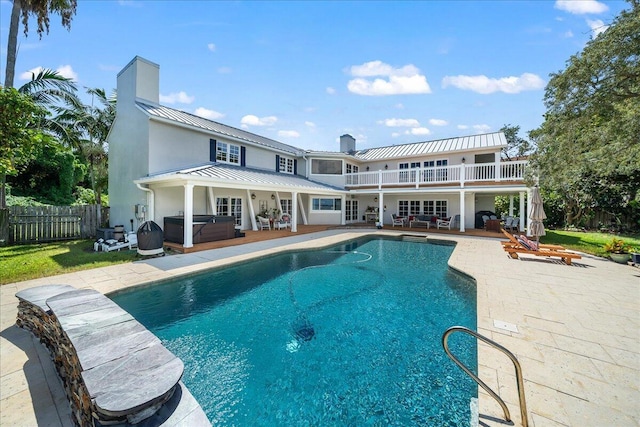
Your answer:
[495,152,502,181]
[460,163,465,188]
[378,170,383,190]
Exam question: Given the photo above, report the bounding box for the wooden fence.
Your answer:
[0,205,110,245]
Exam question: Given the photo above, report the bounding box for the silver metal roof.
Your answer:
[354,132,507,161]
[137,163,345,194]
[136,101,301,155]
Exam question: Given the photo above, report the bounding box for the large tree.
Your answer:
[0,87,47,207]
[4,0,77,88]
[530,1,640,229]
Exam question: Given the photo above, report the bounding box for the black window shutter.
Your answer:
[209,139,217,162]
[293,159,298,175]
[241,146,246,166]
[275,155,280,172]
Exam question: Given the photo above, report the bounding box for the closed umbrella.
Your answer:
[528,186,546,242]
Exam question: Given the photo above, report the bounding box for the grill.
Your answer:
[136,221,164,256]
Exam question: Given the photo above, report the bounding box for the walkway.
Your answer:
[1,229,638,426]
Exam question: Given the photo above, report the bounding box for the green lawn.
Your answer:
[0,240,138,285]
[1,231,638,285]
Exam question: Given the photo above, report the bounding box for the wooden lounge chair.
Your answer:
[500,229,581,265]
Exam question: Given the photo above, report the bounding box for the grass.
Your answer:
[0,240,138,285]
[1,230,639,285]
[541,230,640,258]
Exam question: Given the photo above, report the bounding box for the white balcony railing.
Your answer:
[345,160,528,188]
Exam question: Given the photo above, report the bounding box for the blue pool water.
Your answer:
[111,236,477,426]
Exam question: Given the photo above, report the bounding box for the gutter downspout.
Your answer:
[136,183,155,222]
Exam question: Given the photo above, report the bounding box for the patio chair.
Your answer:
[257,216,271,231]
[274,213,291,230]
[391,213,405,227]
[500,229,581,265]
[504,217,519,233]
[437,214,459,230]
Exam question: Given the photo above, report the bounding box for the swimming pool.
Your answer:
[111,236,477,426]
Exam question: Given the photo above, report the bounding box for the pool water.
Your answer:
[111,236,477,426]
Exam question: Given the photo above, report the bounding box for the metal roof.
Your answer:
[353,132,507,161]
[136,163,345,194]
[136,101,302,155]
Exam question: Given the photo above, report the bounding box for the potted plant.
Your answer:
[603,238,633,264]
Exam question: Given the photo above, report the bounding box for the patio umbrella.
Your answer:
[528,186,546,241]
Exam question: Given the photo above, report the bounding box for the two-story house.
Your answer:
[108,56,531,249]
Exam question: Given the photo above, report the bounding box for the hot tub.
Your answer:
[163,215,235,244]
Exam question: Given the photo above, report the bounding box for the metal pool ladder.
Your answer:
[442,326,529,427]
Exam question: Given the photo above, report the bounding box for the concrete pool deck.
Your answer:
[1,229,638,426]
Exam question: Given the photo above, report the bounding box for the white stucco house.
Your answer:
[108,56,532,249]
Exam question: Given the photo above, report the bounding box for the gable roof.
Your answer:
[353,132,507,161]
[136,163,345,194]
[136,101,302,156]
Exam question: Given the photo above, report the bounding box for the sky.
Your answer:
[0,0,630,152]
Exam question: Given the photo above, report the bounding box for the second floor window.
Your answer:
[346,163,359,174]
[279,156,294,174]
[312,159,342,175]
[216,142,240,165]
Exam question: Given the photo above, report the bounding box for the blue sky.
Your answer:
[0,0,629,151]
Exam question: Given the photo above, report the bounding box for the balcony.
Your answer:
[345,160,528,189]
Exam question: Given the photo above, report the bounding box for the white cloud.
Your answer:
[207,43,216,52]
[395,103,405,109]
[217,67,232,74]
[554,0,608,14]
[473,124,492,133]
[160,91,194,104]
[441,73,545,94]
[586,19,608,36]
[563,30,574,38]
[457,124,469,130]
[240,114,278,126]
[347,60,431,96]
[20,65,78,81]
[409,127,431,136]
[305,121,316,128]
[278,130,300,138]
[194,107,224,120]
[326,87,336,95]
[379,118,420,128]
[429,119,448,126]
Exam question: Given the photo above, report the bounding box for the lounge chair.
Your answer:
[257,216,271,230]
[274,213,291,230]
[500,229,581,265]
[391,213,405,227]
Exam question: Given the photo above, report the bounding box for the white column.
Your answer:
[297,193,307,225]
[207,187,216,215]
[495,151,501,181]
[519,191,526,233]
[183,183,194,248]
[341,195,346,225]
[459,190,466,232]
[291,192,298,232]
[378,192,384,225]
[509,195,514,217]
[246,189,257,230]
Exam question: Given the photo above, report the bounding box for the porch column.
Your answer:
[378,192,384,225]
[495,152,501,181]
[291,191,298,232]
[459,190,466,232]
[183,183,194,248]
[341,194,346,225]
[246,189,257,231]
[509,195,514,217]
[297,193,308,225]
[519,191,526,233]
[207,187,216,215]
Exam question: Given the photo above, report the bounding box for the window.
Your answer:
[280,199,292,215]
[398,200,408,217]
[216,197,243,225]
[346,163,359,174]
[312,198,342,211]
[216,142,240,165]
[312,159,342,175]
[409,200,421,215]
[345,199,359,222]
[399,163,409,182]
[279,156,294,174]
[436,159,448,181]
[423,159,448,182]
[423,200,448,218]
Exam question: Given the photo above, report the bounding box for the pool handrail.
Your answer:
[442,325,528,427]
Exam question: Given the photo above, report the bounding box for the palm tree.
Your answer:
[54,88,116,224]
[4,0,77,88]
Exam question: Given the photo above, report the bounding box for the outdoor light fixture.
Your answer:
[462,157,466,163]
[384,164,388,169]
[251,193,256,200]
[374,196,378,202]
[366,166,370,171]
[271,194,275,200]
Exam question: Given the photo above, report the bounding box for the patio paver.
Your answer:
[1,229,638,426]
